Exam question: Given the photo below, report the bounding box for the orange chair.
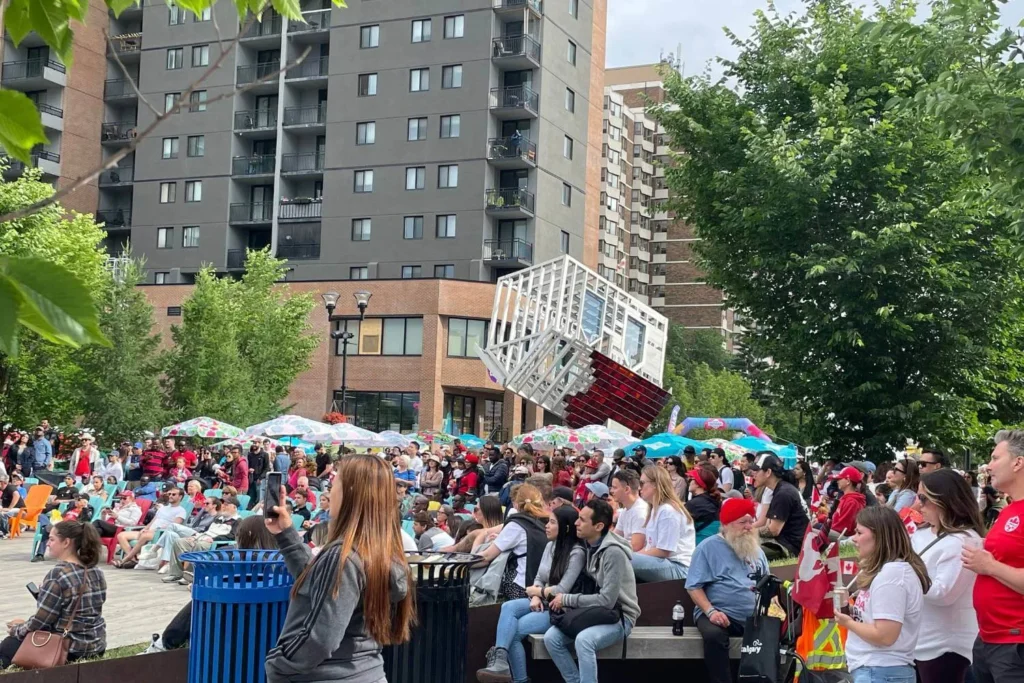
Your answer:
[10,484,53,538]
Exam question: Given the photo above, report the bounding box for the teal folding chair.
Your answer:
[237,510,255,519]
[104,484,117,499]
[236,494,250,510]
[204,489,222,499]
[89,496,106,522]
[24,478,39,486]
[401,519,415,536]
[117,481,128,492]
[292,515,305,530]
[465,503,476,512]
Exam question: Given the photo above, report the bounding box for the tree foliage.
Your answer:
[652,0,1024,458]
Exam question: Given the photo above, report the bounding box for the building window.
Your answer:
[410,68,429,92]
[194,7,211,21]
[187,135,204,157]
[443,394,475,436]
[358,73,377,96]
[483,399,504,440]
[435,264,455,279]
[184,180,202,202]
[167,305,182,316]
[564,136,574,159]
[164,93,179,113]
[438,164,458,189]
[448,318,488,358]
[567,40,577,65]
[356,121,375,145]
[403,216,423,239]
[350,266,368,280]
[157,227,172,248]
[352,218,371,241]
[439,114,460,138]
[401,265,421,279]
[633,143,642,158]
[159,182,176,203]
[436,214,456,238]
[192,45,209,67]
[443,15,464,38]
[353,169,374,193]
[183,225,200,248]
[332,318,423,357]
[569,0,578,17]
[412,19,431,42]
[442,64,462,89]
[155,272,168,284]
[161,137,178,159]
[562,182,572,206]
[565,88,575,112]
[405,166,425,190]
[360,25,380,48]
[189,90,207,112]
[169,4,185,24]
[333,389,420,432]
[560,231,570,253]
[407,117,428,141]
[166,47,183,69]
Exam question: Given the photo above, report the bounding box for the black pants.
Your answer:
[972,637,1024,683]
[696,614,744,683]
[163,603,192,649]
[918,652,971,683]
[93,519,118,538]
[0,635,100,668]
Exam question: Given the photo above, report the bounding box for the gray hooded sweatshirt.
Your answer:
[266,526,409,683]
[559,529,641,627]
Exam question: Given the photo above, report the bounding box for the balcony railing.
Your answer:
[234,109,278,130]
[242,12,282,38]
[287,56,328,79]
[104,78,137,99]
[99,166,133,185]
[237,61,279,85]
[38,103,64,118]
[108,33,142,54]
[35,150,60,163]
[101,121,137,142]
[227,249,246,269]
[485,187,535,213]
[277,242,320,260]
[232,154,276,175]
[487,136,537,164]
[280,151,324,173]
[492,34,541,61]
[485,238,533,263]
[279,199,322,220]
[97,208,131,228]
[230,202,274,223]
[489,85,539,112]
[493,0,543,11]
[290,8,331,31]
[2,59,66,80]
[283,103,326,126]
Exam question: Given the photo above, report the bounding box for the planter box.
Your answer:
[1,649,187,683]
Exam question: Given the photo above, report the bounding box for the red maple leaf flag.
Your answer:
[791,526,842,619]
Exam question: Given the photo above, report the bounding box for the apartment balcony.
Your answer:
[485,187,535,219]
[289,8,331,41]
[234,109,278,136]
[493,0,543,17]
[485,238,533,268]
[104,78,138,102]
[229,202,274,225]
[652,273,666,286]
[101,121,137,145]
[277,242,320,260]
[98,165,133,186]
[241,12,282,46]
[107,33,142,63]
[655,187,669,200]
[236,61,280,93]
[3,150,61,179]
[1,59,66,89]
[282,103,326,133]
[286,56,328,86]
[486,136,536,169]
[280,151,324,177]
[489,86,539,119]
[491,35,541,70]
[232,154,276,180]
[97,207,132,229]
[37,103,64,131]
[279,198,322,220]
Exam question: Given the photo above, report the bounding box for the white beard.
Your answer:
[722,527,761,563]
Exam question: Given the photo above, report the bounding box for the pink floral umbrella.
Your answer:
[512,425,598,451]
[161,417,244,439]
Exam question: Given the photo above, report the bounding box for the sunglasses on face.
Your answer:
[894,467,906,474]
[919,461,938,467]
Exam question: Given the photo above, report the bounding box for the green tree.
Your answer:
[665,326,733,379]
[650,361,768,438]
[162,249,317,426]
[78,259,167,442]
[652,0,1024,458]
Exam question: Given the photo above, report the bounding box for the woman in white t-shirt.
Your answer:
[631,465,695,582]
[836,507,931,683]
[912,469,986,683]
[474,484,549,600]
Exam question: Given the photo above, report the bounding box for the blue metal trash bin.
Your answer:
[180,549,294,683]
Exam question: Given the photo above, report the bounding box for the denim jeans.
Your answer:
[851,665,916,683]
[543,620,632,683]
[631,553,688,583]
[155,524,198,561]
[494,598,552,683]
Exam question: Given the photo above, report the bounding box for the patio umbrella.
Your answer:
[212,435,287,449]
[624,433,713,458]
[301,422,378,445]
[408,430,455,445]
[706,438,749,460]
[575,425,640,451]
[457,433,487,448]
[370,430,412,448]
[245,414,332,438]
[733,436,799,468]
[512,425,598,451]
[162,417,244,439]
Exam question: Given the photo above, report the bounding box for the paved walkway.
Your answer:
[0,536,192,648]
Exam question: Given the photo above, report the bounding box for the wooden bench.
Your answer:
[528,626,743,660]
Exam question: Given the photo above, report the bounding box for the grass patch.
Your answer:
[769,543,859,568]
[1,643,147,675]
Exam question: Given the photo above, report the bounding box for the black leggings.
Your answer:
[917,652,971,683]
[0,635,101,668]
[93,520,118,538]
[163,603,192,649]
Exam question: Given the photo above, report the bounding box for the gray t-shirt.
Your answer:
[685,534,768,622]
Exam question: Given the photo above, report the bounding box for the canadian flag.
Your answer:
[791,527,841,619]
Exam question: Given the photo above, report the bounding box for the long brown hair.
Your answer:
[292,455,415,645]
[896,458,920,492]
[641,465,692,524]
[920,469,987,538]
[855,507,931,594]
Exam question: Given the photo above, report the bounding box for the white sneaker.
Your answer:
[142,634,165,654]
[157,565,168,575]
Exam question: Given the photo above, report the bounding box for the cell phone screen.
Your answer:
[26,583,39,599]
[264,473,282,519]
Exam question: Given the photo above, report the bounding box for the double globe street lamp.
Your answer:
[321,290,372,422]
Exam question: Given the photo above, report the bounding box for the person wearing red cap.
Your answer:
[456,453,482,500]
[685,497,768,683]
[828,466,867,539]
[685,465,722,545]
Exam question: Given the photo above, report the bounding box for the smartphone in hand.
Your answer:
[264,472,283,519]
[26,583,39,599]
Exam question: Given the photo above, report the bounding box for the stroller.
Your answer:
[739,570,853,683]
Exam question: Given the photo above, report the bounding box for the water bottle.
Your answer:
[672,600,686,636]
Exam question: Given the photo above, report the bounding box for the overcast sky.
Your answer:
[606,0,1024,73]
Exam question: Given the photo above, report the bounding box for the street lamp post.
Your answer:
[322,290,372,422]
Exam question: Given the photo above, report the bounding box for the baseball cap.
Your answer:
[585,458,599,469]
[585,482,610,498]
[513,465,530,476]
[553,486,574,502]
[751,453,783,473]
[833,465,864,484]
[683,445,696,455]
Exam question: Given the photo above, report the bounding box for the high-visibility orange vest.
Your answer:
[795,610,847,677]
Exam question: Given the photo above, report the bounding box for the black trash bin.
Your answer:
[384,551,478,683]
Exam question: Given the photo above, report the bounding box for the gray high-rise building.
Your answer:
[95,0,604,284]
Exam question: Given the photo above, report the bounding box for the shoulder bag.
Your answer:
[12,591,81,670]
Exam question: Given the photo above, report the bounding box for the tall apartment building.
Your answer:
[602,64,736,344]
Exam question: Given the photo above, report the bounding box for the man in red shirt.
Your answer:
[963,429,1024,683]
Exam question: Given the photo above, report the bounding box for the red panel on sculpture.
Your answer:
[562,351,670,436]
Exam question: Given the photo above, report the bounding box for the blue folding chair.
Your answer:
[236,494,250,510]
[204,489,222,499]
[292,515,305,530]
[117,481,128,492]
[24,478,38,486]
[401,519,415,536]
[104,484,117,499]
[237,510,255,519]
